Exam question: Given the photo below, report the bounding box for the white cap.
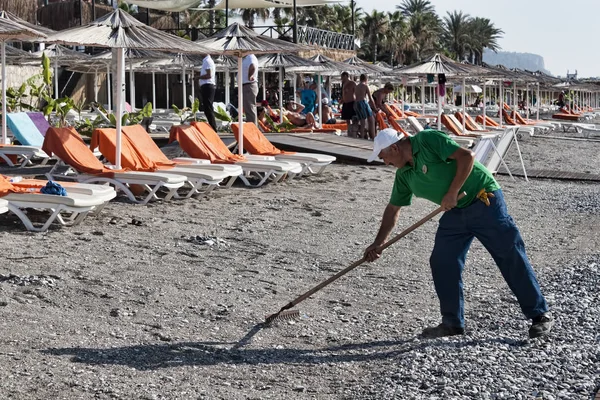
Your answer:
[367,128,403,162]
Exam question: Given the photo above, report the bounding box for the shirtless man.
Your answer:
[372,82,395,117]
[354,74,376,139]
[341,72,357,135]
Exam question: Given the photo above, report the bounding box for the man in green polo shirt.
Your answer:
[364,128,553,339]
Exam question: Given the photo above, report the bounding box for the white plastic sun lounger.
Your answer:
[0,144,49,167]
[42,128,189,205]
[0,199,8,215]
[232,123,336,176]
[170,123,304,187]
[3,191,108,232]
[406,116,474,148]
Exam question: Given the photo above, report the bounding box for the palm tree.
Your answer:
[295,6,331,28]
[442,10,471,61]
[397,0,436,16]
[359,10,389,62]
[466,17,503,64]
[385,11,416,66]
[239,8,271,28]
[396,0,440,62]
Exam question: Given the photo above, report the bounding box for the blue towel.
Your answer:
[40,181,67,196]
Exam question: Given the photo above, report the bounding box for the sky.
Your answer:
[354,0,600,78]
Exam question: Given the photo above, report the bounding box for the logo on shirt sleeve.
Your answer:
[422,164,428,174]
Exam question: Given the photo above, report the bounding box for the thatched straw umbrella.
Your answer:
[44,9,209,168]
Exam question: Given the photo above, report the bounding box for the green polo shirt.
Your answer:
[389,129,500,208]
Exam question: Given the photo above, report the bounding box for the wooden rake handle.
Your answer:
[278,192,467,312]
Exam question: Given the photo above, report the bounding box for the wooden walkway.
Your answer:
[263,133,381,164]
[498,169,600,182]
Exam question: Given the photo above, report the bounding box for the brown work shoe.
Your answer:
[421,323,465,339]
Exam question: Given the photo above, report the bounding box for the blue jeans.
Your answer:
[429,189,548,328]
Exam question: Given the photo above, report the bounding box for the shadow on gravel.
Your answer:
[41,332,527,371]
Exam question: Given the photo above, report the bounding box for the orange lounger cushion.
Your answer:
[43,127,121,177]
[475,115,500,127]
[91,128,160,172]
[231,123,295,156]
[170,123,245,164]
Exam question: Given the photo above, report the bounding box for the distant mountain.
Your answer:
[483,50,552,75]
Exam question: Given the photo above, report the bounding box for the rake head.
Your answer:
[264,309,300,324]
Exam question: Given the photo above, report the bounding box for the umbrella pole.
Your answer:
[513,82,517,121]
[437,82,442,130]
[182,66,187,108]
[191,68,195,103]
[152,72,156,110]
[166,73,169,109]
[317,74,322,128]
[225,69,230,106]
[421,80,425,116]
[262,70,266,102]
[499,81,503,129]
[292,73,297,103]
[526,83,529,121]
[54,58,59,100]
[93,71,98,103]
[462,77,466,133]
[238,56,244,155]
[106,64,112,113]
[1,41,7,143]
[131,63,136,112]
[115,48,125,170]
[482,81,486,129]
[279,68,283,124]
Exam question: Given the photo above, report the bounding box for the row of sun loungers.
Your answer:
[1,113,336,232]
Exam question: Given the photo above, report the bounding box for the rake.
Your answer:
[265,192,466,324]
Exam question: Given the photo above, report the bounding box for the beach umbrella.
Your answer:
[124,0,203,12]
[342,55,390,75]
[3,44,36,64]
[399,54,487,129]
[44,9,210,168]
[195,23,305,155]
[0,17,47,144]
[0,11,55,36]
[32,44,90,99]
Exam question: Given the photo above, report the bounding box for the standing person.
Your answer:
[354,74,376,139]
[300,81,317,115]
[242,54,259,124]
[363,128,553,339]
[198,54,217,131]
[341,72,357,133]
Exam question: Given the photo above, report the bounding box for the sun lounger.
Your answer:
[119,124,243,189]
[231,122,336,175]
[91,128,229,198]
[7,178,117,216]
[0,198,8,215]
[42,127,187,204]
[475,115,500,128]
[0,175,110,232]
[170,123,302,187]
[2,112,52,166]
[406,116,474,148]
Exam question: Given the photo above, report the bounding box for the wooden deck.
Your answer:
[261,133,381,164]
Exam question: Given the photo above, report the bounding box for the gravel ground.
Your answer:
[0,136,599,400]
